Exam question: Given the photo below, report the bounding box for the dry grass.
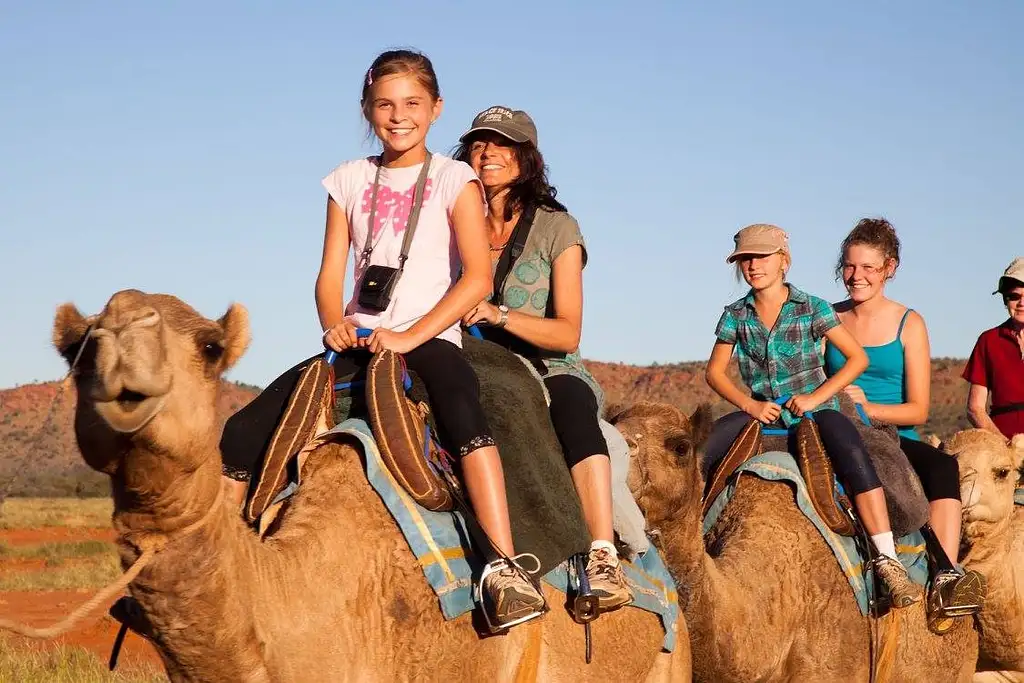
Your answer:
[0,498,113,529]
[0,635,165,683]
[0,553,121,591]
[0,540,114,565]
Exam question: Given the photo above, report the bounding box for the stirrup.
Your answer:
[473,553,547,633]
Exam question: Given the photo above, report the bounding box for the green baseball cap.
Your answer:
[459,105,538,147]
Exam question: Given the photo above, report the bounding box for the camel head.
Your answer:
[609,401,713,526]
[52,289,250,476]
[939,429,1024,530]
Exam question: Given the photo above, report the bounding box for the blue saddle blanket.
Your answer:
[327,418,681,651]
[702,450,929,616]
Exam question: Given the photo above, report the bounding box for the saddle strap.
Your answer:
[793,420,856,537]
[245,359,334,523]
[702,419,763,517]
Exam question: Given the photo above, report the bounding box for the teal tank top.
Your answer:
[824,309,921,441]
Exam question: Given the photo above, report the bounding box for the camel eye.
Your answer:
[624,437,639,454]
[995,468,1011,480]
[195,331,224,364]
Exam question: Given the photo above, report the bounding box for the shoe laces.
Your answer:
[485,553,541,592]
[587,548,621,581]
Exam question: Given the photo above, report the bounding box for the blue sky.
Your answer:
[2,1,1020,388]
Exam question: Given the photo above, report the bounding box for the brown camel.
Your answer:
[609,401,980,683]
[937,429,1024,680]
[26,289,691,683]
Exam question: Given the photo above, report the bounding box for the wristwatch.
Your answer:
[495,304,509,328]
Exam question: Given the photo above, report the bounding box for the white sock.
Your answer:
[590,540,618,563]
[871,532,898,561]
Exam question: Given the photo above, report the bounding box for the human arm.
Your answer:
[857,311,931,425]
[368,181,491,353]
[960,332,1003,434]
[315,197,361,351]
[463,244,584,353]
[966,383,1002,434]
[788,324,868,416]
[705,340,782,423]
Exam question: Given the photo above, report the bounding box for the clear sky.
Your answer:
[2,1,1021,388]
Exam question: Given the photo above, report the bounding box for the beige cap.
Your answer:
[994,256,1024,294]
[726,223,790,263]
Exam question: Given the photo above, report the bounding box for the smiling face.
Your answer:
[467,133,521,193]
[736,251,788,291]
[841,243,896,303]
[1003,284,1024,325]
[365,72,442,162]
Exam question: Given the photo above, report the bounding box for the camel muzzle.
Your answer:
[87,309,172,434]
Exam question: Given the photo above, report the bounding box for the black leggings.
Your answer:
[703,409,882,496]
[219,339,493,480]
[544,375,609,469]
[900,436,961,502]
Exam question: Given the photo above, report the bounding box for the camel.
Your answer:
[937,429,1024,680]
[12,289,691,683]
[609,401,980,683]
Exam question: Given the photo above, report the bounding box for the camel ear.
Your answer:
[217,303,251,372]
[1010,434,1024,471]
[687,403,715,450]
[52,303,93,365]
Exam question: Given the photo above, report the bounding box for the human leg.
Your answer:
[814,409,920,607]
[900,436,986,628]
[544,374,631,609]
[403,340,544,627]
[702,410,758,483]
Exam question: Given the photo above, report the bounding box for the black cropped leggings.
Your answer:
[544,374,609,469]
[899,436,961,502]
[703,409,882,496]
[220,339,494,481]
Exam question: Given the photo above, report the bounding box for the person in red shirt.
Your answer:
[962,257,1024,439]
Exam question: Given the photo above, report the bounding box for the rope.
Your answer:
[0,483,225,640]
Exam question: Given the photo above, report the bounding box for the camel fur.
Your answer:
[610,400,980,683]
[939,429,1024,679]
[35,289,691,683]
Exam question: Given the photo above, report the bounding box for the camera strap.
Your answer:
[360,151,433,271]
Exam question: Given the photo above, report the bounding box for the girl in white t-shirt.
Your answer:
[315,49,545,631]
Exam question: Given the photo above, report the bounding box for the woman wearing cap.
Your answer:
[824,218,985,631]
[455,105,632,612]
[703,223,921,607]
[962,256,1024,439]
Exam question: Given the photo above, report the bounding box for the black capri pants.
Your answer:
[703,408,883,496]
[220,338,494,481]
[899,436,961,502]
[544,374,609,469]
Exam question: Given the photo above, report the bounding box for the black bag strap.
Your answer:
[360,152,433,270]
[990,402,1024,417]
[491,203,537,306]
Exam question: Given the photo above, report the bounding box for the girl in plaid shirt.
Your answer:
[703,223,920,608]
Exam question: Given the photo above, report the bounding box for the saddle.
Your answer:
[243,350,457,527]
[701,396,930,539]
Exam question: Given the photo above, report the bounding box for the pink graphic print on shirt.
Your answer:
[361,179,434,238]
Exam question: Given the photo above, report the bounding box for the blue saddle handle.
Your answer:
[324,325,483,365]
[763,394,871,435]
[323,328,373,366]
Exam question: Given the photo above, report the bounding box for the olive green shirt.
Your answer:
[491,207,605,409]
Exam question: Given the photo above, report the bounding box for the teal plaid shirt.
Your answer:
[714,284,841,426]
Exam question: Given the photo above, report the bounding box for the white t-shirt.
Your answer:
[321,154,484,347]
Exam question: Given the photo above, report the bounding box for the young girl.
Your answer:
[316,49,544,631]
[825,218,986,630]
[704,223,920,607]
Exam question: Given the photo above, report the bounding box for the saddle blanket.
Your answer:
[329,418,681,652]
[702,450,928,616]
[1016,484,1024,506]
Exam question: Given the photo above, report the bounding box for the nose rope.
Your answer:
[0,482,225,639]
